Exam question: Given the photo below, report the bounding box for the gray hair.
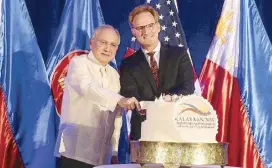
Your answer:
[91,24,120,45]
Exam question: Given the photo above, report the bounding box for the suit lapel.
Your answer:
[158,44,168,90]
[136,50,157,93]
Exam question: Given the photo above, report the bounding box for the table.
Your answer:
[94,164,241,168]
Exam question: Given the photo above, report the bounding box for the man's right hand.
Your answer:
[118,97,141,111]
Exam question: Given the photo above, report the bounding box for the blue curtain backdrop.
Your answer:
[18,0,272,166]
[25,0,272,75]
[24,0,65,61]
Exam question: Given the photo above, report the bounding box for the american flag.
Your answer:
[126,0,187,53]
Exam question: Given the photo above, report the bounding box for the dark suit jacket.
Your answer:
[119,44,195,140]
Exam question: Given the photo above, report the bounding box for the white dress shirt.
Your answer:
[55,52,123,166]
[142,41,161,68]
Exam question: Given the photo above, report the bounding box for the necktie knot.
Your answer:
[147,52,155,57]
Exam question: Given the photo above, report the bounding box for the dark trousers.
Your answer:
[61,156,95,168]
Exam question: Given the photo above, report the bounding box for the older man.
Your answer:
[120,5,195,140]
[55,25,140,168]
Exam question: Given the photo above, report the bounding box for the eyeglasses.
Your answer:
[133,22,157,32]
[96,39,118,49]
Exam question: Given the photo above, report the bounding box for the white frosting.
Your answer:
[140,95,218,143]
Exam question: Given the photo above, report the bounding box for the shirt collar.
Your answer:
[87,51,110,72]
[141,41,161,55]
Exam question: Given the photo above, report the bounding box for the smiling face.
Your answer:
[131,11,160,50]
[90,27,119,66]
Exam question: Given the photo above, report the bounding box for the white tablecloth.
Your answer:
[94,164,241,168]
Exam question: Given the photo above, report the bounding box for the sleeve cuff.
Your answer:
[108,94,123,112]
[112,151,118,156]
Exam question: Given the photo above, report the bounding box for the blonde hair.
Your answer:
[129,5,159,26]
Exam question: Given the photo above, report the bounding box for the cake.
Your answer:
[140,95,218,143]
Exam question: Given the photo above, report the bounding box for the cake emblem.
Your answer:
[173,95,218,137]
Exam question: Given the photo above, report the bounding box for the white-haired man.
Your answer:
[55,25,141,168]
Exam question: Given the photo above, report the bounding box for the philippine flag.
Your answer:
[199,0,272,167]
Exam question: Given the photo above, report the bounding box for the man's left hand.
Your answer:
[163,95,172,102]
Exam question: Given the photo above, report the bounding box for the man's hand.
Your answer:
[111,155,118,164]
[118,97,141,111]
[163,94,172,102]
[163,94,181,102]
